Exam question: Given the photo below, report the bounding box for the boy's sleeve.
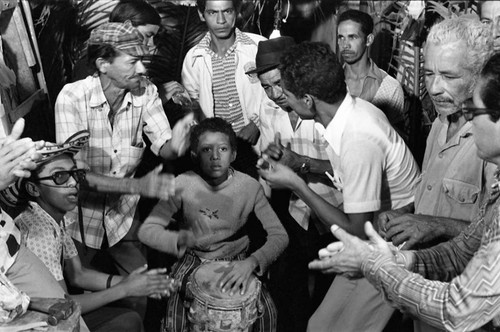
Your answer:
[138,194,183,257]
[250,185,289,275]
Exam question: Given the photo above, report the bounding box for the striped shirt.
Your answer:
[198,30,256,133]
[362,170,500,331]
[55,75,172,249]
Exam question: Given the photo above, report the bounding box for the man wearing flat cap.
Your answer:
[248,36,342,332]
[54,22,193,291]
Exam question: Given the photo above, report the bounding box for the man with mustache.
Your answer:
[374,15,495,332]
[338,9,407,139]
[54,22,193,316]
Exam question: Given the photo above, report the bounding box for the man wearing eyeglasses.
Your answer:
[309,51,500,332]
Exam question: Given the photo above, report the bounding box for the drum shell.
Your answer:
[186,261,262,332]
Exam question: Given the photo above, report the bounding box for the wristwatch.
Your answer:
[299,157,311,174]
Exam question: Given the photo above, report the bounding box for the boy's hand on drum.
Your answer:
[219,257,258,296]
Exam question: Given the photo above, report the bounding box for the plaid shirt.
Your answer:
[55,75,172,249]
[260,104,342,230]
[361,170,500,331]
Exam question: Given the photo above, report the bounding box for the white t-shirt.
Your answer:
[319,94,420,214]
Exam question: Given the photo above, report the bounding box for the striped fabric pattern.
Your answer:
[361,171,500,331]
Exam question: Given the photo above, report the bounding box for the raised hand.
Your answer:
[257,154,302,190]
[236,121,260,145]
[137,164,175,200]
[170,112,196,157]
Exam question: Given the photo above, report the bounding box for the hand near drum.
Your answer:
[218,257,258,296]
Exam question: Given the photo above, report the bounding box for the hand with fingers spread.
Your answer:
[237,121,260,145]
[118,265,180,298]
[308,222,393,278]
[0,118,45,189]
[257,154,302,190]
[137,165,175,200]
[218,257,258,296]
[263,132,302,171]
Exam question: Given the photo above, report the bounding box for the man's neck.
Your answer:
[100,76,126,112]
[444,113,467,142]
[209,31,236,57]
[344,56,371,80]
[315,94,346,128]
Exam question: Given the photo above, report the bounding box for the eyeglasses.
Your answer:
[461,100,500,121]
[36,169,86,186]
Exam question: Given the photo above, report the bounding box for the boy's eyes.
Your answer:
[206,9,234,15]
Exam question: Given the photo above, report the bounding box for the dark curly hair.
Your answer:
[279,42,347,105]
[196,0,242,13]
[190,117,238,153]
[338,9,374,37]
[479,53,500,122]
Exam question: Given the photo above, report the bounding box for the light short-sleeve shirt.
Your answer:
[320,94,420,214]
[0,210,20,274]
[15,203,78,281]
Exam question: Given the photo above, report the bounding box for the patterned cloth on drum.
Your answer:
[162,252,277,332]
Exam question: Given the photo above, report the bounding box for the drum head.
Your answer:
[190,261,259,307]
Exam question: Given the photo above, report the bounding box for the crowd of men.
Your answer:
[1,0,500,331]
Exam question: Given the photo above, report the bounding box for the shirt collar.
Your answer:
[436,118,473,147]
[323,93,354,154]
[88,75,145,109]
[193,28,255,57]
[343,59,384,83]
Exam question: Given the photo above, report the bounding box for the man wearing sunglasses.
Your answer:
[14,146,177,332]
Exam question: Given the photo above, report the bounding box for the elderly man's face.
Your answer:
[424,41,475,117]
[480,1,500,51]
[103,51,147,91]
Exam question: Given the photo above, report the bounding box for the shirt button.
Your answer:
[113,171,116,175]
[427,185,432,191]
[438,152,443,158]
[228,103,233,107]
[114,149,117,153]
[459,197,465,202]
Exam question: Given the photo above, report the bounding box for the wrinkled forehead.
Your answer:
[480,1,500,20]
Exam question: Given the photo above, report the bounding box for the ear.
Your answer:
[303,94,316,110]
[25,181,41,199]
[230,150,237,163]
[95,58,110,74]
[198,10,206,22]
[366,33,374,47]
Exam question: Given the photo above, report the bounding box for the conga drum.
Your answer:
[186,261,262,332]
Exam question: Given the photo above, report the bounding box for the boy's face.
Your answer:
[31,155,81,219]
[195,131,236,186]
[199,0,236,41]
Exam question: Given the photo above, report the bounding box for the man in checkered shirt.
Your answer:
[54,22,193,283]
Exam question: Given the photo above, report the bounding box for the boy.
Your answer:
[138,118,289,332]
[13,132,178,332]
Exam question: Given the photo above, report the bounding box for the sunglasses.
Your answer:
[36,169,86,186]
[461,99,500,121]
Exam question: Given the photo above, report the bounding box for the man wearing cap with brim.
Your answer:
[54,21,194,295]
[247,36,342,332]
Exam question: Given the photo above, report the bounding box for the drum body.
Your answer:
[186,261,261,332]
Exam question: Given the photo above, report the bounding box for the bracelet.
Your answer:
[106,274,114,289]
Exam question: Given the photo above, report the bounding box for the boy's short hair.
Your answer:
[196,0,242,13]
[190,117,238,153]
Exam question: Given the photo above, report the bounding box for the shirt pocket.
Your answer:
[124,144,145,175]
[442,178,479,204]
